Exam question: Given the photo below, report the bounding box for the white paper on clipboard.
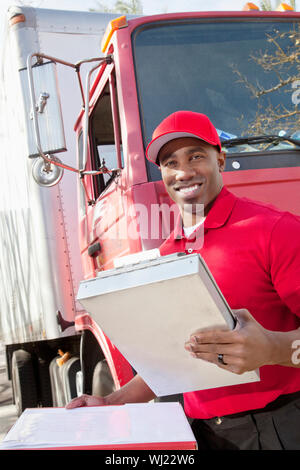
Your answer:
[77,253,259,396]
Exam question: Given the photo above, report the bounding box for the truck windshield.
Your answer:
[132,19,300,180]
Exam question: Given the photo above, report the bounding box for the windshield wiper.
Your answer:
[221,135,300,149]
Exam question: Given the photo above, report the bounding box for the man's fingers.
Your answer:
[185,340,242,356]
[188,309,255,344]
[65,394,105,409]
[66,395,88,409]
[187,350,246,374]
[189,328,237,345]
[233,308,256,326]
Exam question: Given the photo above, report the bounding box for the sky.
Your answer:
[2,0,285,52]
[0,0,298,24]
[32,0,253,14]
[0,0,284,17]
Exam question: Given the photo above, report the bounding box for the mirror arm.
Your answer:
[27,53,44,158]
[26,52,113,176]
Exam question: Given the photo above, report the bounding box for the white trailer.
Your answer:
[0,5,120,414]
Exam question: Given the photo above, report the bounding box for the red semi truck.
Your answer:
[1,3,299,414]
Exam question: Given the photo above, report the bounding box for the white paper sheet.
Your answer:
[0,403,195,449]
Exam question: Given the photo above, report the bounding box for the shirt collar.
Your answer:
[173,186,237,240]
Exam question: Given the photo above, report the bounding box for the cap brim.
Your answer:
[146,131,219,165]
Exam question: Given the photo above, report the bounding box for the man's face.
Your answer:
[158,137,226,222]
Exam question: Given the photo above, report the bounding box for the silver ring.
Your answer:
[217,354,227,365]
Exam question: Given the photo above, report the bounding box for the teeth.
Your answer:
[178,184,199,193]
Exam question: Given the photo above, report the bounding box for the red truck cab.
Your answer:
[74,10,300,395]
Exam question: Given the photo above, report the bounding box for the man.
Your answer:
[67,111,300,450]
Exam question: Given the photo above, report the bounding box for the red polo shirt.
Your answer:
[159,187,300,419]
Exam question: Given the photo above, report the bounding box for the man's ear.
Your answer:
[218,151,226,172]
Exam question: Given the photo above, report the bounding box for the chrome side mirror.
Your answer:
[32,156,64,187]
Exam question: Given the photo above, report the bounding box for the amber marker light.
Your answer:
[9,14,26,26]
[242,3,260,10]
[276,3,294,10]
[101,16,128,53]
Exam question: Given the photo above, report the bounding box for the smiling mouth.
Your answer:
[176,183,203,195]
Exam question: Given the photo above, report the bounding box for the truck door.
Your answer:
[78,64,141,278]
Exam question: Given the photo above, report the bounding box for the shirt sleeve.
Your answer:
[269,212,300,316]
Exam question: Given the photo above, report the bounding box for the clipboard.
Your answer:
[77,253,259,396]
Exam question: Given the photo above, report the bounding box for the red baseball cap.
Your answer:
[146,111,222,165]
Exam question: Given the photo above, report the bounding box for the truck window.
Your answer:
[90,77,123,200]
[132,19,300,181]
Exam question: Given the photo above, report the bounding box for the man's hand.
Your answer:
[66,394,107,409]
[65,374,156,409]
[184,308,277,374]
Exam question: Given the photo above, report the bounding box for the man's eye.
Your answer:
[165,160,177,167]
[192,154,204,160]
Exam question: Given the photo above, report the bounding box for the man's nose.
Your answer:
[175,164,196,180]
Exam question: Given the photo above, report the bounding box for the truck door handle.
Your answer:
[88,242,101,257]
